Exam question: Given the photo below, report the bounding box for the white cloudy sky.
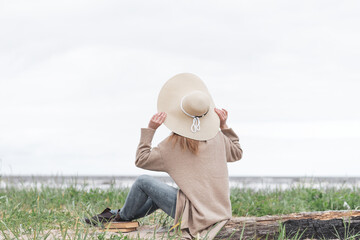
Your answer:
[0,0,359,176]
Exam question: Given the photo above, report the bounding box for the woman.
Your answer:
[85,73,243,239]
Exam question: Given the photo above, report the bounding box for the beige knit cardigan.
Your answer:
[135,128,243,238]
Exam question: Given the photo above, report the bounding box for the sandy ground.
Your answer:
[0,225,176,240]
[0,227,343,240]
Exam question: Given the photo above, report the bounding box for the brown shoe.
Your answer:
[83,208,116,226]
[114,210,125,222]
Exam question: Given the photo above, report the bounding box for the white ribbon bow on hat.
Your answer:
[180,97,208,133]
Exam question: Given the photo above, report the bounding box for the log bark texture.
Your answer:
[215,210,360,240]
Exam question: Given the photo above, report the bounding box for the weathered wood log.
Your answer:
[215,210,360,239]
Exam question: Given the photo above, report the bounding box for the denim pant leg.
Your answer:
[119,175,178,221]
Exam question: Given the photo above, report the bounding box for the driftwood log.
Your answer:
[215,210,360,239]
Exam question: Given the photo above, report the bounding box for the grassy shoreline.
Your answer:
[1,181,359,239]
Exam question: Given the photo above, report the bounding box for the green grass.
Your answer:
[231,185,360,216]
[0,179,359,239]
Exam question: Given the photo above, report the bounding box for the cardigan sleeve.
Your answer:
[135,128,165,172]
[221,128,243,162]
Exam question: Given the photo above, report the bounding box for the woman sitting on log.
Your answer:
[84,73,243,239]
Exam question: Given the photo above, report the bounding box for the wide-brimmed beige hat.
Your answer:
[157,73,220,141]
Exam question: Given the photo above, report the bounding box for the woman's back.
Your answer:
[136,127,242,235]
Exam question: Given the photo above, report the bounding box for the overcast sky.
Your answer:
[1,0,359,176]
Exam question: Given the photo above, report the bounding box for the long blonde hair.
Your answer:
[168,133,199,155]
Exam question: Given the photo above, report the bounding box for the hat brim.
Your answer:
[157,73,220,141]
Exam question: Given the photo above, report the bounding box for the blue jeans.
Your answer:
[112,175,178,220]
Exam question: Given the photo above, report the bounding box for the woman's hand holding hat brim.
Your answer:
[148,112,167,130]
[214,108,229,130]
